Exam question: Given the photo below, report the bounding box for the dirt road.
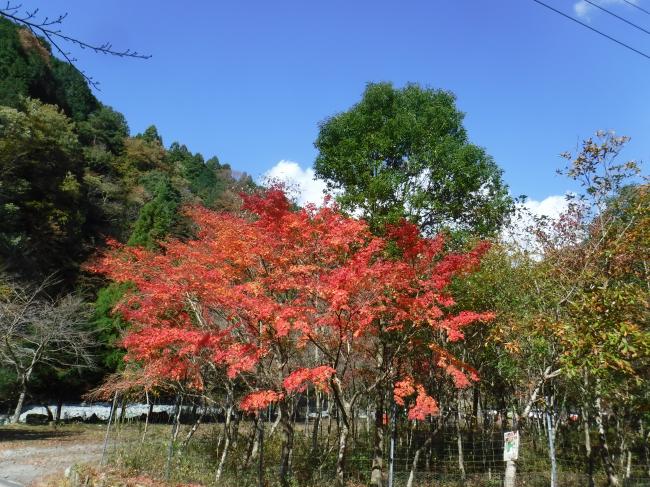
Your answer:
[0,426,103,487]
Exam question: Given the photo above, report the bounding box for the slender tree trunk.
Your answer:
[141,391,152,445]
[270,405,282,435]
[595,395,620,487]
[244,415,259,468]
[642,423,650,478]
[55,398,63,423]
[11,373,29,423]
[583,405,595,487]
[625,449,632,480]
[388,399,397,487]
[405,420,414,471]
[231,410,242,449]
[371,391,385,487]
[172,396,183,443]
[456,391,466,482]
[278,400,294,487]
[329,376,353,487]
[165,395,182,481]
[406,413,446,487]
[406,438,426,487]
[546,407,558,487]
[503,368,557,487]
[215,402,233,482]
[101,392,118,467]
[258,411,265,487]
[311,391,321,461]
[179,409,204,452]
[335,419,350,487]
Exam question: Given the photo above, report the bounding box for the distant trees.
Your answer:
[0,98,86,278]
[0,17,99,118]
[315,82,514,237]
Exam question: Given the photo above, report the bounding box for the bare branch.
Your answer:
[0,2,151,89]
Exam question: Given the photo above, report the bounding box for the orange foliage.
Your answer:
[88,187,492,411]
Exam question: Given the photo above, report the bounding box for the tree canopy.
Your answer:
[315,82,514,237]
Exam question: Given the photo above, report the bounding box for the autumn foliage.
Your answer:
[89,187,492,421]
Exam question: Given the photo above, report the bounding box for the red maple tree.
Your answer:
[89,187,492,486]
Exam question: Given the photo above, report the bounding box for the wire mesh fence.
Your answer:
[98,407,650,487]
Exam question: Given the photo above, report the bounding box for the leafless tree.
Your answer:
[0,2,151,89]
[0,275,96,423]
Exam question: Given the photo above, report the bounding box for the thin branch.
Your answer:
[0,2,151,89]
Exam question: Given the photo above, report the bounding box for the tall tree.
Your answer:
[314,82,513,237]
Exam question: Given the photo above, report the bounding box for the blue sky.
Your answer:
[31,0,650,208]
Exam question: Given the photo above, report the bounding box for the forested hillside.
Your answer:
[0,17,254,411]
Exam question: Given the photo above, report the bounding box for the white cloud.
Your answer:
[574,0,640,19]
[521,194,569,220]
[263,160,328,207]
[502,194,570,252]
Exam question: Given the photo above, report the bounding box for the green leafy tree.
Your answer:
[315,82,513,236]
[127,177,180,248]
[77,105,129,155]
[137,124,163,145]
[92,282,131,370]
[0,98,86,278]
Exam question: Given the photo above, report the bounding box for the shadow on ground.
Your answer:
[0,427,74,442]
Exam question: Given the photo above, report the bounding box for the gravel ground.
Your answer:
[0,426,104,487]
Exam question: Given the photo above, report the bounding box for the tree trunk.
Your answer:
[11,374,29,423]
[406,413,446,487]
[311,391,321,458]
[278,400,294,487]
[329,376,354,487]
[258,411,265,487]
[165,395,182,481]
[546,407,557,487]
[595,395,620,487]
[370,391,385,487]
[244,415,259,468]
[335,419,350,487]
[583,405,595,487]
[270,405,282,436]
[406,439,424,487]
[141,392,152,445]
[456,391,466,482]
[100,392,119,467]
[55,398,63,423]
[388,400,397,487]
[215,397,234,482]
[179,409,204,452]
[642,423,650,478]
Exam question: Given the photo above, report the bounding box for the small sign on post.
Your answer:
[503,430,519,461]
